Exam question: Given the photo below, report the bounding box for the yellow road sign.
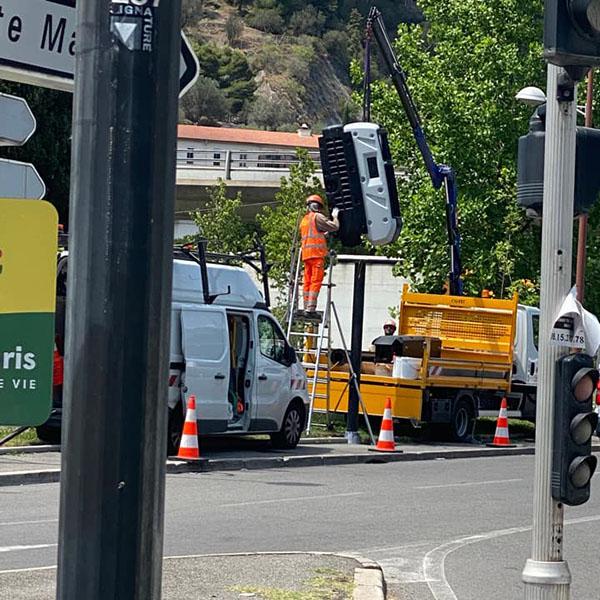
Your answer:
[0,199,58,425]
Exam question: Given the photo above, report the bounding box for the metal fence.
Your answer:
[176,148,322,180]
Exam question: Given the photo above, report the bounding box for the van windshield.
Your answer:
[532,314,539,351]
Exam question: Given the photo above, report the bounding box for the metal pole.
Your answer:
[56,2,181,599]
[522,64,578,599]
[346,260,365,444]
[575,69,593,302]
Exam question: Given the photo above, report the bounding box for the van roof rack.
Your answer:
[175,238,272,308]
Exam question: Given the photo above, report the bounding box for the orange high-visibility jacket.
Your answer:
[300,212,327,260]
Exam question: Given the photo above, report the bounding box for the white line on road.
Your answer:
[220,491,364,508]
[0,544,56,554]
[422,514,600,600]
[414,478,523,490]
[0,519,58,527]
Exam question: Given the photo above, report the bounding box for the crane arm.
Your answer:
[366,7,463,295]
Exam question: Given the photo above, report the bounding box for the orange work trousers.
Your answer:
[303,257,325,312]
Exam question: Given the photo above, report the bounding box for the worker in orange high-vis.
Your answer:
[299,194,340,317]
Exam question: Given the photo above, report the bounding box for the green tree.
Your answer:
[180,75,231,123]
[365,0,545,298]
[193,44,256,115]
[257,150,323,298]
[189,180,254,253]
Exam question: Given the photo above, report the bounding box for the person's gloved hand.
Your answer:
[331,207,340,219]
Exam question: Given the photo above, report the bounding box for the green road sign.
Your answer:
[0,199,58,425]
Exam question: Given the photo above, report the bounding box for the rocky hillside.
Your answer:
[180,0,422,131]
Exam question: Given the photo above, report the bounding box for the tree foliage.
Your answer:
[364,0,545,298]
[180,75,231,124]
[189,180,255,253]
[193,43,256,114]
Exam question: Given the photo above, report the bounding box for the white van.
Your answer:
[43,249,309,454]
[166,255,309,454]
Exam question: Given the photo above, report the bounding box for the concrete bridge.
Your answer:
[175,125,323,235]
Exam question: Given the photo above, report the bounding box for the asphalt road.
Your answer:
[0,455,599,599]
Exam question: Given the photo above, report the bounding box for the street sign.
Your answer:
[0,93,37,146]
[0,0,200,96]
[0,198,58,425]
[0,159,46,199]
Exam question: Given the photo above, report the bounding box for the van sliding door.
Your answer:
[181,308,229,432]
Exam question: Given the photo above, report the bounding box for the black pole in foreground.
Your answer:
[347,261,366,441]
[57,2,181,599]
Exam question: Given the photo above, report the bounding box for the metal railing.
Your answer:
[176,148,322,180]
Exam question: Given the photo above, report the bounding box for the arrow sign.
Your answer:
[0,159,46,199]
[0,93,37,146]
[0,0,200,97]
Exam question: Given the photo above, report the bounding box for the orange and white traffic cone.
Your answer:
[176,395,201,460]
[487,397,516,448]
[369,397,401,453]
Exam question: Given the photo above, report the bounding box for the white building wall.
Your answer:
[316,259,409,350]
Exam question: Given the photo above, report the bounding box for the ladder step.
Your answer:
[311,394,329,399]
[289,332,322,337]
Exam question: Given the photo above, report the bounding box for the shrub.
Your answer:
[288,6,326,36]
[247,96,295,130]
[181,0,204,28]
[225,15,244,47]
[179,76,231,123]
[323,30,350,72]
[246,8,285,34]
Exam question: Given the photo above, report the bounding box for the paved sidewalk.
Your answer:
[0,436,543,486]
[0,553,383,600]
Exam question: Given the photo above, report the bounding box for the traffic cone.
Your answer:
[487,397,516,448]
[176,395,201,460]
[369,397,402,453]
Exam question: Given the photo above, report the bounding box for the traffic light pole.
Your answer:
[56,1,181,599]
[522,64,578,599]
[574,69,594,303]
[346,260,365,444]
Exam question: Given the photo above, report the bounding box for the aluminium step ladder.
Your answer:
[287,250,335,433]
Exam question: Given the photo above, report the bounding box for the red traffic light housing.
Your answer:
[552,354,599,505]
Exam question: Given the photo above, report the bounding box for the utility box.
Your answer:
[373,335,442,363]
[319,122,402,247]
[517,116,600,216]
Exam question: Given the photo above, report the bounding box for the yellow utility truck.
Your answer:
[309,285,524,441]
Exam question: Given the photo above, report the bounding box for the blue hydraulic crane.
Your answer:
[364,7,463,296]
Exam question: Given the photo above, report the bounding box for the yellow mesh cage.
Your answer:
[398,285,518,363]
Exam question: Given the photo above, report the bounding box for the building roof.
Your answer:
[178,124,320,149]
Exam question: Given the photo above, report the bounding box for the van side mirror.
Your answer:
[285,345,297,366]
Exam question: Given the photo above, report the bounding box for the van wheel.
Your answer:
[271,403,304,449]
[450,398,475,442]
[167,402,184,457]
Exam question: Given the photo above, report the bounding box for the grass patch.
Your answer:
[0,426,40,447]
[231,567,353,600]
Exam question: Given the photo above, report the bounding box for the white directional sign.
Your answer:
[0,0,200,97]
[0,93,37,146]
[0,159,46,199]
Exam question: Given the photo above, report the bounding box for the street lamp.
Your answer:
[515,86,547,106]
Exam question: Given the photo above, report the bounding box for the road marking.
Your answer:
[0,519,57,527]
[414,478,523,490]
[422,514,600,600]
[0,543,56,554]
[0,565,56,575]
[220,491,364,508]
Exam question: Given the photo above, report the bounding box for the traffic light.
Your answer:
[552,353,599,506]
[545,0,600,67]
[319,122,402,247]
[517,107,600,216]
